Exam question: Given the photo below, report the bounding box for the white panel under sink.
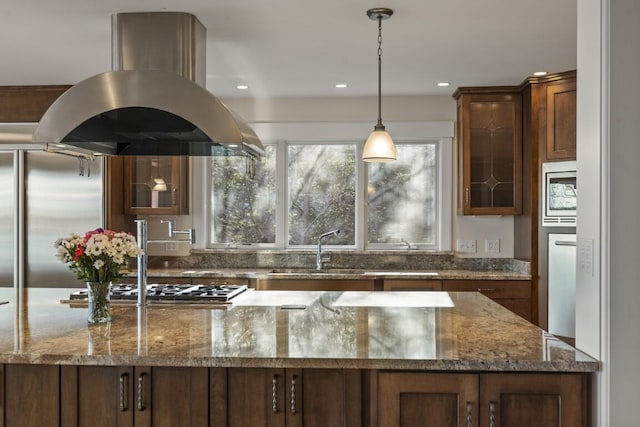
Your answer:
[332,291,454,308]
[231,290,322,307]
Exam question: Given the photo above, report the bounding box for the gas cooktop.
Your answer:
[69,283,248,303]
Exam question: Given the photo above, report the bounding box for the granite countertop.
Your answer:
[0,288,596,372]
[131,268,531,281]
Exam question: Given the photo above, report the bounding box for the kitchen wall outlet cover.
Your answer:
[456,239,476,253]
[485,239,500,253]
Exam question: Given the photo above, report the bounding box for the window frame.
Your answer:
[192,121,453,251]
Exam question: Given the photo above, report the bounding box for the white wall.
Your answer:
[577,0,640,425]
[225,95,515,258]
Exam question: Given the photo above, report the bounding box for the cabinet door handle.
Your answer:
[172,188,177,206]
[466,401,473,427]
[465,187,470,206]
[119,373,128,412]
[290,376,297,414]
[137,373,146,411]
[272,375,278,413]
[489,401,496,427]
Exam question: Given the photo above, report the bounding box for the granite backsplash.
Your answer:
[148,251,530,274]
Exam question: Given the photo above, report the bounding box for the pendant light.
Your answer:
[363,8,396,162]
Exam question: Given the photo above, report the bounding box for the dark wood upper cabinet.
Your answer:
[546,79,577,160]
[454,88,523,215]
[0,85,70,122]
[123,156,189,215]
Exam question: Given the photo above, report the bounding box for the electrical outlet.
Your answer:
[485,239,500,253]
[165,242,178,252]
[456,239,476,253]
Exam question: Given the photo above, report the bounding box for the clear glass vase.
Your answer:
[86,281,112,324]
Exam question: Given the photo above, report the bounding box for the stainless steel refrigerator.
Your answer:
[0,123,104,288]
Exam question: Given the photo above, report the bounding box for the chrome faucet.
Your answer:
[400,237,413,249]
[316,229,340,270]
[161,219,195,244]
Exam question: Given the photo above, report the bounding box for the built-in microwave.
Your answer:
[541,161,577,227]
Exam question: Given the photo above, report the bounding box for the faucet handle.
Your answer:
[160,219,175,237]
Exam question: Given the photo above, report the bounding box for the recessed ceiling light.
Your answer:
[335,83,348,88]
[437,82,450,87]
[533,71,548,76]
[236,85,249,90]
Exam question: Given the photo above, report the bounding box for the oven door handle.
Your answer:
[554,241,577,246]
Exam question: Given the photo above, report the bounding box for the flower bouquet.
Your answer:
[55,228,143,323]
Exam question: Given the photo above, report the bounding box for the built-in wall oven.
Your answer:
[541,160,577,227]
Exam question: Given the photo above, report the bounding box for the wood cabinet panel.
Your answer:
[546,80,576,160]
[383,279,442,291]
[480,373,586,427]
[61,366,208,427]
[0,86,69,122]
[4,364,60,427]
[61,365,134,427]
[226,368,361,427]
[134,366,209,427]
[378,371,587,427]
[227,368,285,427]
[378,371,478,427]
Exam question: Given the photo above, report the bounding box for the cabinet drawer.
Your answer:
[383,279,442,291]
[257,279,374,291]
[191,277,250,286]
[442,280,530,299]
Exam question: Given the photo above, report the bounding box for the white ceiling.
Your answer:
[0,0,577,99]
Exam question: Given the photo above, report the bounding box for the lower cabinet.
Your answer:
[60,366,209,427]
[219,368,362,427]
[377,371,587,427]
[3,364,60,427]
[1,365,589,427]
[442,280,532,322]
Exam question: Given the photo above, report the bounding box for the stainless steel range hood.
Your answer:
[33,12,264,158]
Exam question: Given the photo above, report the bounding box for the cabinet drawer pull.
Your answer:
[466,401,472,427]
[477,288,497,293]
[290,376,297,414]
[137,373,146,411]
[119,373,128,412]
[489,401,496,427]
[272,375,278,413]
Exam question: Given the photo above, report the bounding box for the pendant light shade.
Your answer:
[363,7,396,163]
[363,127,396,161]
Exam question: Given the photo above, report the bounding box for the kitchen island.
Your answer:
[0,288,597,426]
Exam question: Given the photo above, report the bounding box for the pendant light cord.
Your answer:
[376,15,384,129]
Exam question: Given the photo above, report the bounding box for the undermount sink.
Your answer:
[267,268,365,275]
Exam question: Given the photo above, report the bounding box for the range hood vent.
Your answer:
[33,12,264,158]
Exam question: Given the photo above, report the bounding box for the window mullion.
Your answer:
[276,141,288,249]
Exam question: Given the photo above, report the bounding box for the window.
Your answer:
[367,143,438,247]
[210,145,277,244]
[196,122,453,251]
[287,143,356,246]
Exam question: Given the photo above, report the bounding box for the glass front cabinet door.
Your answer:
[454,88,522,215]
[123,156,189,215]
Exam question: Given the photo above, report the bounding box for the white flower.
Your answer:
[93,259,105,269]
